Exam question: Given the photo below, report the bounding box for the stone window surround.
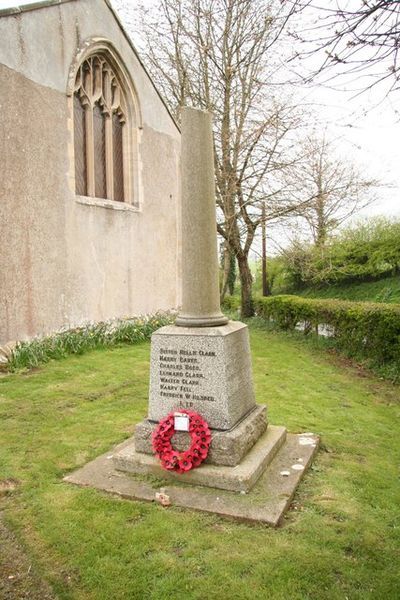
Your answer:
[67,38,143,211]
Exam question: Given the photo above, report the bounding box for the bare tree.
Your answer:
[285,133,378,246]
[290,1,400,96]
[116,0,305,317]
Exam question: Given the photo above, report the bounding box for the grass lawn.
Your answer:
[1,324,399,599]
[294,275,400,304]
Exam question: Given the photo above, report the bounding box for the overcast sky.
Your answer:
[111,0,400,229]
[2,0,399,233]
[0,0,38,7]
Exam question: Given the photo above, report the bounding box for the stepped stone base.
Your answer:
[114,425,286,493]
[135,405,267,467]
[64,431,319,526]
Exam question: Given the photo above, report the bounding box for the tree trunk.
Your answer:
[262,256,271,296]
[315,191,327,247]
[227,250,236,296]
[238,255,254,318]
[220,243,231,303]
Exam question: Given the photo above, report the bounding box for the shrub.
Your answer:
[255,295,400,379]
[6,313,174,372]
[221,295,241,312]
[275,217,400,291]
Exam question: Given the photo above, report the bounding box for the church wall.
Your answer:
[0,0,181,345]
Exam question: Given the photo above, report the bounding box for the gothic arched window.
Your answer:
[73,54,128,203]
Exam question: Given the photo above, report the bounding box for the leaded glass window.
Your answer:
[73,55,126,202]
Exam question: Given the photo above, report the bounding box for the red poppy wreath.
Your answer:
[152,410,211,473]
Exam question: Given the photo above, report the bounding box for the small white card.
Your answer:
[174,413,190,432]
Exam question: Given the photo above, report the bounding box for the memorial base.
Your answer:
[135,405,267,467]
[113,425,286,493]
[65,431,319,526]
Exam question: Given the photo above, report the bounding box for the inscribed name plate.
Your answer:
[148,322,256,430]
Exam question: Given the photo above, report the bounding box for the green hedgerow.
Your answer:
[255,295,400,381]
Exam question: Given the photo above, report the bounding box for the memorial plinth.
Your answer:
[134,321,269,467]
[148,322,255,430]
[132,318,272,472]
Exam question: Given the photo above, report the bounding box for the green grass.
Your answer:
[294,275,400,304]
[1,327,400,599]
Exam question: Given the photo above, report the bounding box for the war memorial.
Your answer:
[66,107,319,525]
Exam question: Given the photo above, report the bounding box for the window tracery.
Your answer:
[73,54,127,203]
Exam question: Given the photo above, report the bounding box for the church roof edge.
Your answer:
[0,0,180,133]
[0,0,75,17]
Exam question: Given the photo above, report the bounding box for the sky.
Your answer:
[286,31,400,221]
[110,0,400,254]
[269,1,400,248]
[0,0,40,7]
[1,0,399,244]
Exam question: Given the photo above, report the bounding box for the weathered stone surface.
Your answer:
[175,107,227,328]
[114,425,286,493]
[135,404,267,466]
[64,432,320,526]
[148,321,256,430]
[0,0,181,347]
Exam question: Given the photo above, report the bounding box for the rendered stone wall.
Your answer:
[0,0,181,345]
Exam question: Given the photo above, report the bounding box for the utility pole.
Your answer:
[261,201,270,296]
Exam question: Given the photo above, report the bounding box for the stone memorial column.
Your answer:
[175,108,227,328]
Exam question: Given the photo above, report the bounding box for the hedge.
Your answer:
[221,295,241,312]
[255,295,400,369]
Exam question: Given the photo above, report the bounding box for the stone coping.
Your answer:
[152,321,245,337]
[75,196,141,213]
[0,0,75,17]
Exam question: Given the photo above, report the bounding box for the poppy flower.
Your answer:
[179,458,193,471]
